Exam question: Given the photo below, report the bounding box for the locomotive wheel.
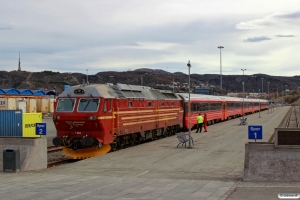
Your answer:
[111,143,117,151]
[129,139,134,147]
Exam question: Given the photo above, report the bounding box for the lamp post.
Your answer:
[261,78,264,99]
[141,73,148,86]
[267,82,270,99]
[187,60,192,149]
[285,85,288,105]
[267,82,270,113]
[277,88,278,108]
[86,69,89,84]
[241,69,246,121]
[259,89,261,118]
[218,46,224,91]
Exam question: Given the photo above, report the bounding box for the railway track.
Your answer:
[47,146,62,154]
[47,146,78,168]
[278,106,299,128]
[268,106,300,142]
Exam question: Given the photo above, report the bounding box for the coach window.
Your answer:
[217,103,222,110]
[162,102,164,107]
[128,102,132,107]
[148,102,152,107]
[104,99,112,113]
[171,102,174,106]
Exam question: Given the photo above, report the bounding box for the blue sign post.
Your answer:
[36,123,47,135]
[248,125,262,142]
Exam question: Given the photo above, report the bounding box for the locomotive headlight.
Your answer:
[89,116,96,120]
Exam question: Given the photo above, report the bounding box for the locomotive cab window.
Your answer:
[104,99,112,112]
[78,98,100,112]
[56,98,76,112]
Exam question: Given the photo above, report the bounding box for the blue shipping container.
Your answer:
[0,110,22,137]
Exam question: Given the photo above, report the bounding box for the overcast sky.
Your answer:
[1,1,300,76]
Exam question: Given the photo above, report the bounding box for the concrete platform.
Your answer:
[0,106,297,200]
[0,137,47,171]
[244,142,300,182]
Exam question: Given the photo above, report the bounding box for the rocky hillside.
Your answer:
[1,69,300,97]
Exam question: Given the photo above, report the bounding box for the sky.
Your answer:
[1,0,300,76]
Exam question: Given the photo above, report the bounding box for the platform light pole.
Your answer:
[241,69,246,121]
[218,46,224,91]
[267,82,270,99]
[267,82,270,113]
[261,78,264,99]
[285,85,288,105]
[187,60,192,149]
[86,69,89,84]
[277,88,278,107]
[259,89,261,118]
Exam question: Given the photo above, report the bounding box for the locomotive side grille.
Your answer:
[110,85,126,98]
[132,91,145,98]
[121,91,136,98]
[150,90,165,99]
[162,93,177,99]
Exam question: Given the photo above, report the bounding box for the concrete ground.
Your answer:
[0,106,296,200]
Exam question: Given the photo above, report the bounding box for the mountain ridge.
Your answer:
[0,69,299,96]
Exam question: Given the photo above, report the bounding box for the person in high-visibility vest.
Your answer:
[203,112,208,132]
[195,113,204,133]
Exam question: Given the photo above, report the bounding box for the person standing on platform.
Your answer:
[203,112,208,132]
[195,113,204,133]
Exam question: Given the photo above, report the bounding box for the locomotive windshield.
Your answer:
[78,98,100,112]
[56,98,76,112]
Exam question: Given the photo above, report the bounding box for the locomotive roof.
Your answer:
[59,84,115,98]
[59,83,181,100]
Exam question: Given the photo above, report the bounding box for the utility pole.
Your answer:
[218,46,224,91]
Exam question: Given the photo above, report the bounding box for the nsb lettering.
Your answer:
[25,124,35,128]
[250,127,261,131]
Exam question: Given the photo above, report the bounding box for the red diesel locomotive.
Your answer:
[52,83,269,158]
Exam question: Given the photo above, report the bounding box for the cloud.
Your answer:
[275,35,295,37]
[236,10,300,30]
[243,36,271,42]
[274,11,300,19]
[0,27,12,31]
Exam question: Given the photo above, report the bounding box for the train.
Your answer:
[52,83,269,159]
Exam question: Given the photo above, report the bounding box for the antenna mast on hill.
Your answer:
[18,52,21,71]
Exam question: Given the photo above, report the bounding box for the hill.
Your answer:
[1,69,299,99]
